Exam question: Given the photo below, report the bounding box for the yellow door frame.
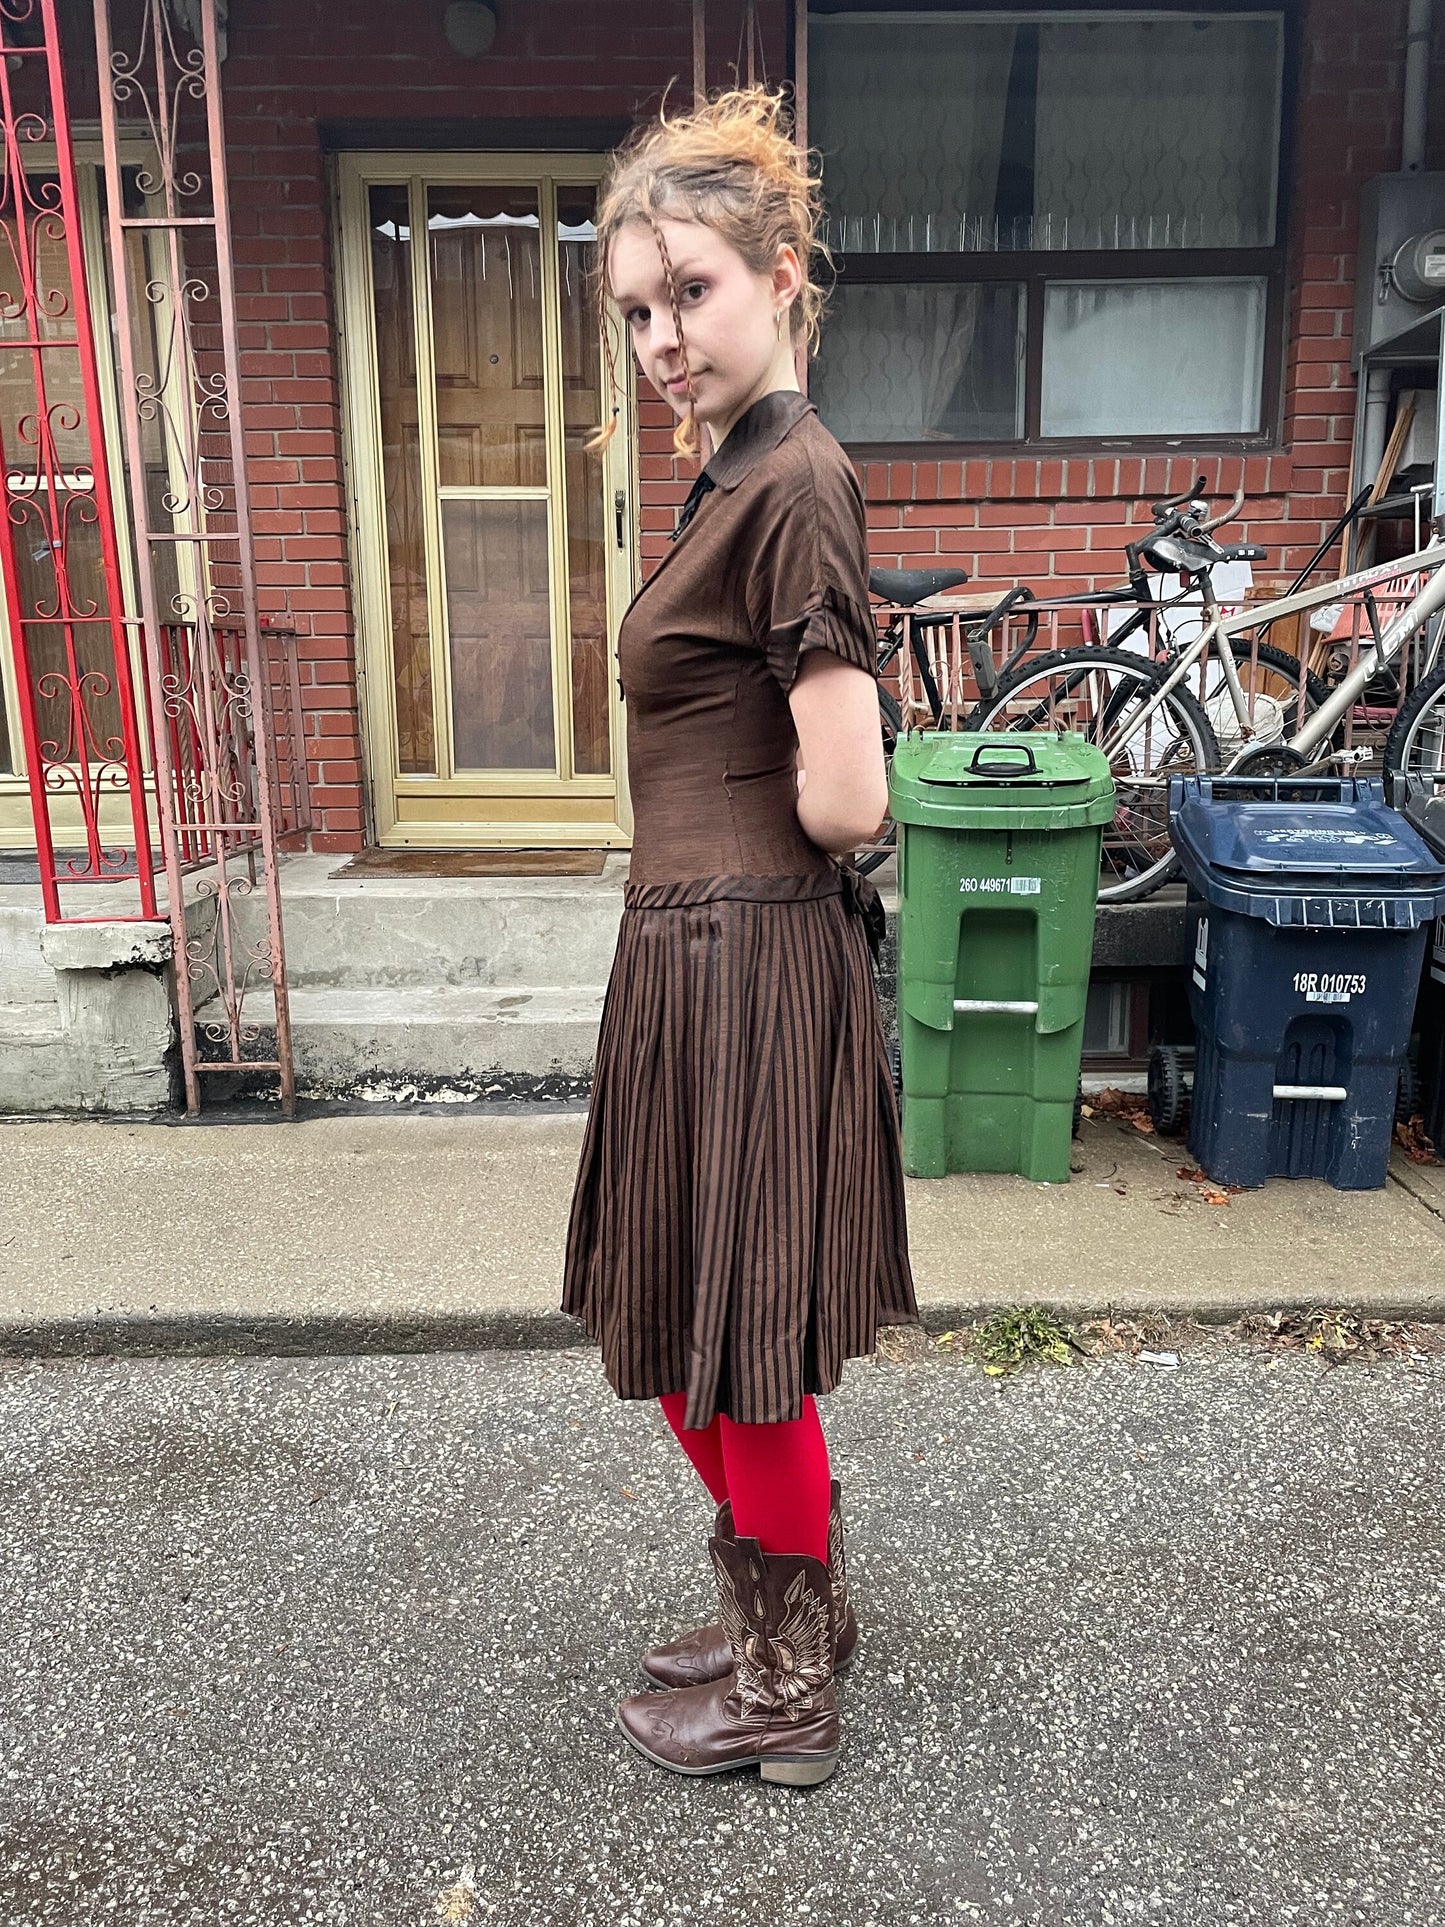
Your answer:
[332,150,636,850]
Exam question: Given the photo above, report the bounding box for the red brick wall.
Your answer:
[211,0,1424,847]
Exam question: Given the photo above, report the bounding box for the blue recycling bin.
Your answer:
[1168,775,1445,1190]
[1393,773,1445,1149]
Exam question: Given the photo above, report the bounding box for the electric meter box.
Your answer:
[1353,172,1445,367]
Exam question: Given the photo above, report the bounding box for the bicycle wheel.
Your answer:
[966,645,1220,903]
[1195,640,1328,761]
[852,682,901,877]
[1384,659,1445,778]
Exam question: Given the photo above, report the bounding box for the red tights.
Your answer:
[658,1391,832,1566]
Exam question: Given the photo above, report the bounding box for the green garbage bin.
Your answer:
[888,731,1115,1183]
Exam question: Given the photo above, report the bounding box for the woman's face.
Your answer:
[607,214,802,442]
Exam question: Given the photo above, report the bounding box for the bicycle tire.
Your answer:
[853,682,902,877]
[1384,658,1445,778]
[1231,638,1330,711]
[1184,637,1332,766]
[966,645,1220,904]
[1222,637,1329,723]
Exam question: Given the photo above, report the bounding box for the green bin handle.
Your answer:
[968,741,1037,777]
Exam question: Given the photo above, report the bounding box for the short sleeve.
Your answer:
[744,443,879,694]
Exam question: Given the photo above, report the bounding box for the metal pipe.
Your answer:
[1350,364,1394,568]
[1403,0,1432,173]
[1359,365,1393,494]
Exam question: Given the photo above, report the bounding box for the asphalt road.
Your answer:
[0,1337,1441,1927]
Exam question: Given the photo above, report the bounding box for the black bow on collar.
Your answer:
[670,469,716,541]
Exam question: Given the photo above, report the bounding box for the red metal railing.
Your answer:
[95,0,297,1115]
[0,0,155,922]
[142,619,312,872]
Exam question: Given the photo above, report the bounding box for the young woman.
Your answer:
[561,86,918,1786]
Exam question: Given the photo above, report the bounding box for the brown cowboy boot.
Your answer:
[617,1533,840,1785]
[640,1480,858,1689]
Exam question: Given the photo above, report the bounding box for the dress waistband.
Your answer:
[623,864,886,969]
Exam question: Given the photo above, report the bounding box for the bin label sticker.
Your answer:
[1293,971,1366,1003]
[1432,917,1445,986]
[959,875,1041,896]
[1256,828,1398,847]
[1192,917,1209,990]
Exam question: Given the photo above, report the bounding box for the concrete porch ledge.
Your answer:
[39,919,173,972]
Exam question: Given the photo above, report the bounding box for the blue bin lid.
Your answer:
[1168,775,1445,928]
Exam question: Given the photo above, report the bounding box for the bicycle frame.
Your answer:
[1089,542,1445,772]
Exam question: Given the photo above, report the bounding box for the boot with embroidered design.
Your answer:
[640,1479,857,1690]
[617,1533,840,1785]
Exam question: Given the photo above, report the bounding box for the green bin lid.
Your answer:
[888,729,1116,830]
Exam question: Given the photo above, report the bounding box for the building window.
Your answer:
[808,8,1287,451]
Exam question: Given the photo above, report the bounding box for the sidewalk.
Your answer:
[3,1109,1443,1354]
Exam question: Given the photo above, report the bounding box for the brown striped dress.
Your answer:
[561,388,918,1429]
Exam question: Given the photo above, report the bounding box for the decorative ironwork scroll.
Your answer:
[94,0,296,1115]
[0,0,155,921]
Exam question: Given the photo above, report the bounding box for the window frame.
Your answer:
[804,0,1300,459]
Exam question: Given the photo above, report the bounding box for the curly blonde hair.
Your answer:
[586,85,831,461]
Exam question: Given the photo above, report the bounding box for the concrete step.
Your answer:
[239,853,630,992]
[196,853,907,1102]
[0,899,58,1011]
[0,1007,69,1113]
[201,982,607,1100]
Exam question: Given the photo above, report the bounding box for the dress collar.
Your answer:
[702,388,816,490]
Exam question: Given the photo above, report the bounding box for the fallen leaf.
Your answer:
[1395,1115,1440,1164]
[436,1866,479,1924]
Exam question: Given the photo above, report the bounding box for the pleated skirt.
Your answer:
[561,868,919,1429]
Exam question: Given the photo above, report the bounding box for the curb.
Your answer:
[3,1293,1444,1362]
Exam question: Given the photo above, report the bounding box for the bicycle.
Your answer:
[855,493,1332,883]
[965,485,1445,901]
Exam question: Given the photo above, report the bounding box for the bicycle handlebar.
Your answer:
[1196,483,1246,535]
[1148,474,1209,518]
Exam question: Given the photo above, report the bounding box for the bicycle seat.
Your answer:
[869,566,970,606]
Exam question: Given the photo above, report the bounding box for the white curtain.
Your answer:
[810,19,1017,246]
[815,283,1022,444]
[1041,279,1268,439]
[1032,17,1282,251]
[810,18,1016,438]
